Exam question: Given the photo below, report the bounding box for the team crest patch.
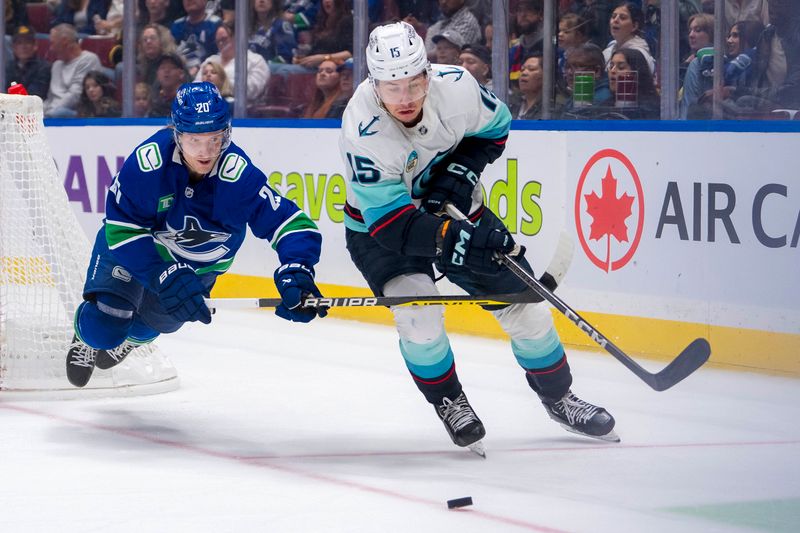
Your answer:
[219,153,247,182]
[406,151,419,173]
[111,266,132,282]
[136,142,162,172]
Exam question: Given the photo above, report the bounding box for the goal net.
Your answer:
[0,94,178,398]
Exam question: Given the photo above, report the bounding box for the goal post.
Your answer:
[0,94,179,398]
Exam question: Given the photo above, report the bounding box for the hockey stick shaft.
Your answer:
[444,204,711,391]
[205,292,536,310]
[208,216,577,312]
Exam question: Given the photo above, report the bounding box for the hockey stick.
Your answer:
[207,220,576,312]
[206,292,539,310]
[444,204,711,392]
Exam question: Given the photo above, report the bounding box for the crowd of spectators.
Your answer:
[3,0,799,120]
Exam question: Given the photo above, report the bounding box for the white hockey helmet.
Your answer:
[366,21,430,82]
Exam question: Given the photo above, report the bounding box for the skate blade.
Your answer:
[560,424,620,443]
[467,440,486,458]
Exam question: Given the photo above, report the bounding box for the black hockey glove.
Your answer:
[439,219,517,274]
[423,162,480,216]
[152,262,211,324]
[274,264,328,323]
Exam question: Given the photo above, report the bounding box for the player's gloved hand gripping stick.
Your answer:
[274,264,328,323]
[443,204,711,392]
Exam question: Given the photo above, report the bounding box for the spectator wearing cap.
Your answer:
[148,52,189,116]
[459,43,492,90]
[44,24,103,118]
[328,57,354,118]
[424,0,481,61]
[509,0,544,84]
[432,31,465,65]
[171,0,222,77]
[5,26,51,101]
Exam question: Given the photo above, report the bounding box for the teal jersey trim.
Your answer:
[400,332,454,379]
[344,214,369,232]
[511,327,565,370]
[351,178,413,228]
[466,103,512,139]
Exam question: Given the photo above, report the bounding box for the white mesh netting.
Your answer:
[0,94,178,398]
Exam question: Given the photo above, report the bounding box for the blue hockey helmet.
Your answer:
[170,81,231,151]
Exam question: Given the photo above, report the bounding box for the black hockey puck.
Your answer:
[447,496,473,509]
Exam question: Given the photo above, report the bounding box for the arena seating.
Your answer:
[249,72,316,118]
[25,3,51,34]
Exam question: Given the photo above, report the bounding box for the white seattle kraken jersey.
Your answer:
[338,64,511,232]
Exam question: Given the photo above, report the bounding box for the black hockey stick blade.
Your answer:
[648,338,711,392]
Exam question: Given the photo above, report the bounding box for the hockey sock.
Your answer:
[127,317,160,345]
[75,299,134,350]
[524,354,573,402]
[410,363,463,405]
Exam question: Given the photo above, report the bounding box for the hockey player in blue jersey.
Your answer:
[339,22,618,454]
[66,81,326,388]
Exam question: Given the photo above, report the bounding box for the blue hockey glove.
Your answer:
[274,264,328,323]
[440,219,517,274]
[152,262,211,324]
[423,162,480,216]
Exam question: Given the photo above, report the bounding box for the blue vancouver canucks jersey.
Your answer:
[103,128,321,286]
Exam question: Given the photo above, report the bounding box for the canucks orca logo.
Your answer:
[154,216,231,262]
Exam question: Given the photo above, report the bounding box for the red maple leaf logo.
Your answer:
[584,165,634,271]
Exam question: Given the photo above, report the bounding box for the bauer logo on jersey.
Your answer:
[136,142,162,172]
[154,215,231,262]
[219,153,247,182]
[405,151,418,173]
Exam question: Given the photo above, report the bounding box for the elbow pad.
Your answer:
[447,134,508,174]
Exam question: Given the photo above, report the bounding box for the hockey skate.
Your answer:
[541,390,619,442]
[435,392,487,457]
[95,341,135,370]
[65,335,97,387]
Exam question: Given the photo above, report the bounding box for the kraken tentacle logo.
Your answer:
[154,216,231,262]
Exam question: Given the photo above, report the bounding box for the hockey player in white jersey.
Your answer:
[339,22,618,454]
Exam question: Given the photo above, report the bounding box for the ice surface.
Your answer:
[1,310,798,532]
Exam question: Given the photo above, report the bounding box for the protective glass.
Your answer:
[375,74,429,105]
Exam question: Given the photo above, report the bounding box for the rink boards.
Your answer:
[45,121,800,376]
